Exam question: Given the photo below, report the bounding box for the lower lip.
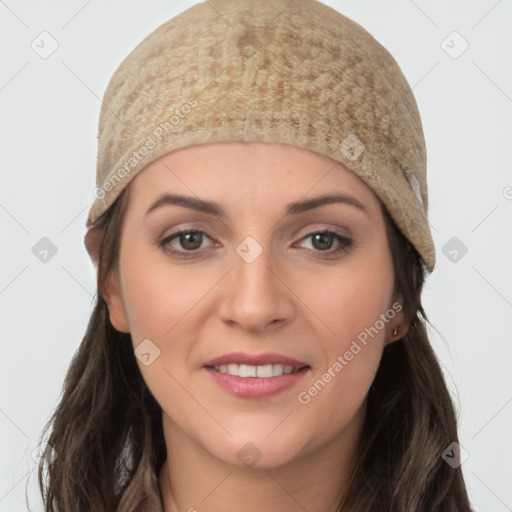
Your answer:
[204,366,310,398]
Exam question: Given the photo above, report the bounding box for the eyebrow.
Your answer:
[145,193,370,218]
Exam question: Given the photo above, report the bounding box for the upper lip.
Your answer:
[203,352,309,368]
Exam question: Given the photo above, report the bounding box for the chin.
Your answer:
[198,425,313,470]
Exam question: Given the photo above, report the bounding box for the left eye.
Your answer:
[297,231,352,254]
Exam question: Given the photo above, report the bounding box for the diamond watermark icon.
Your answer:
[32,237,58,263]
[441,442,469,468]
[31,31,59,59]
[236,236,263,264]
[237,442,262,467]
[31,442,58,468]
[134,338,161,366]
[442,236,468,263]
[441,31,469,59]
[338,134,365,161]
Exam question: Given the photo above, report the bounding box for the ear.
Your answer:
[84,225,103,267]
[84,225,130,333]
[384,294,412,344]
[102,270,131,333]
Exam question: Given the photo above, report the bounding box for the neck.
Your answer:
[158,413,362,512]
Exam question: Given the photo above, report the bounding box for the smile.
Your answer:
[204,365,310,398]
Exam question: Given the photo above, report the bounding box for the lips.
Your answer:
[202,351,311,398]
[203,351,309,369]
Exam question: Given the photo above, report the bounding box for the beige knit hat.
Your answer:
[86,0,436,272]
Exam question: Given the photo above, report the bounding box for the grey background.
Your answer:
[1,0,511,510]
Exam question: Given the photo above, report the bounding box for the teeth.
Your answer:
[239,364,256,377]
[212,363,299,378]
[257,364,274,377]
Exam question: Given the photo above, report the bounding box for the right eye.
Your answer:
[159,230,217,258]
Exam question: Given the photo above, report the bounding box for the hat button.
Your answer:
[404,168,424,211]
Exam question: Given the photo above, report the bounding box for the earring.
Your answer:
[392,326,399,336]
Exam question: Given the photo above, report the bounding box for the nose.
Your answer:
[217,241,295,333]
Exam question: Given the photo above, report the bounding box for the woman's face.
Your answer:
[104,142,407,469]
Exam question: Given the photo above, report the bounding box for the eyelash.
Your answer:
[158,229,353,259]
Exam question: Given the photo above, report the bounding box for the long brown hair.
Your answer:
[35,182,472,511]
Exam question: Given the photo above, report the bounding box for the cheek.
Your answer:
[295,256,393,412]
[120,249,208,344]
[119,250,221,399]
[119,255,205,421]
[299,257,393,346]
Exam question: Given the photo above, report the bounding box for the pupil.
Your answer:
[313,233,333,250]
[181,232,202,250]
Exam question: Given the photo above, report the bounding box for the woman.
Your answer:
[37,0,474,510]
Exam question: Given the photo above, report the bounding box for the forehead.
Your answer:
[125,142,381,215]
